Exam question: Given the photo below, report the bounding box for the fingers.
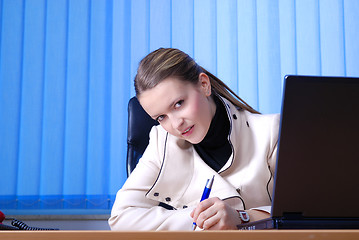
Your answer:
[191,197,228,230]
[191,197,218,218]
[201,211,221,230]
[191,197,245,230]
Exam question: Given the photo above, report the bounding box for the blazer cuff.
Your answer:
[250,206,271,214]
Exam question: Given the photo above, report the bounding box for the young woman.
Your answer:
[109,48,280,231]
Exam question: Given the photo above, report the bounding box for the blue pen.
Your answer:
[192,175,215,230]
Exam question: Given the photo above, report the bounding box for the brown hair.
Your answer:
[134,48,259,114]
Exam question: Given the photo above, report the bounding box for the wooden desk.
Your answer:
[1,230,359,240]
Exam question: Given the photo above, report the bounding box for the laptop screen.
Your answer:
[271,75,359,219]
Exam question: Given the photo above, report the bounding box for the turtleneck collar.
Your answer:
[194,94,232,172]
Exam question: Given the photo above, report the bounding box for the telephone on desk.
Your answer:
[0,210,59,230]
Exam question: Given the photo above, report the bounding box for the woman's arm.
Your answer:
[109,127,194,231]
[109,159,195,230]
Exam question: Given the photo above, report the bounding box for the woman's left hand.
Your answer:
[190,197,242,230]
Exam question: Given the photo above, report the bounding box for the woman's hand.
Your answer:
[190,197,270,230]
[190,197,241,230]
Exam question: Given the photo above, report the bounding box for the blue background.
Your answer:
[0,0,358,213]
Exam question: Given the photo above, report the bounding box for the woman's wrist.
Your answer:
[246,209,271,223]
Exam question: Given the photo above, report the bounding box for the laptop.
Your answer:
[238,75,359,230]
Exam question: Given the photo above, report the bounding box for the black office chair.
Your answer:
[126,96,158,176]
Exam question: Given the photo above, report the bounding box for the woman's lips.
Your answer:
[182,126,194,136]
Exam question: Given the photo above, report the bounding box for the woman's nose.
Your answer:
[171,115,184,130]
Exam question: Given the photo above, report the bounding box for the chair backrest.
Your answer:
[126,96,158,176]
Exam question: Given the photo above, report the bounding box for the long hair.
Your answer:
[134,48,259,114]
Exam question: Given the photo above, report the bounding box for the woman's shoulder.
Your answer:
[142,124,191,167]
[148,125,189,149]
[220,96,280,129]
[241,110,280,129]
[221,96,279,121]
[244,110,280,122]
[148,124,168,145]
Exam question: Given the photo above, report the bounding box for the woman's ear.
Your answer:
[198,73,211,97]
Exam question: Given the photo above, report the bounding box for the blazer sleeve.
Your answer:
[250,113,280,214]
[108,126,194,231]
[267,113,280,178]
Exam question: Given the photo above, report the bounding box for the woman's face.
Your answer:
[138,73,216,144]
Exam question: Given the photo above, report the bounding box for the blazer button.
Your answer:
[165,197,171,202]
[154,192,159,197]
[183,205,188,209]
[233,114,237,119]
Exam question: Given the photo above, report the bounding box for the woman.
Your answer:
[109,48,280,230]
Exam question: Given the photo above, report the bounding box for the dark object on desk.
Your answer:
[10,219,59,230]
[0,223,19,230]
[238,75,359,230]
[127,96,158,176]
[0,210,58,230]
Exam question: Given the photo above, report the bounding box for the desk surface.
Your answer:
[1,230,359,240]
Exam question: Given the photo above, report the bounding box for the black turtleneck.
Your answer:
[194,95,232,172]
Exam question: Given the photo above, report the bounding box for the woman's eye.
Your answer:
[156,115,165,122]
[175,100,183,108]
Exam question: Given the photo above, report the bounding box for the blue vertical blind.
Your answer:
[0,0,358,212]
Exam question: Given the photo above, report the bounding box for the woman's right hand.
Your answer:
[190,197,242,230]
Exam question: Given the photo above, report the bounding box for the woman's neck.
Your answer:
[194,94,232,171]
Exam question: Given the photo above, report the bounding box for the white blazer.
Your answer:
[109,97,280,231]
